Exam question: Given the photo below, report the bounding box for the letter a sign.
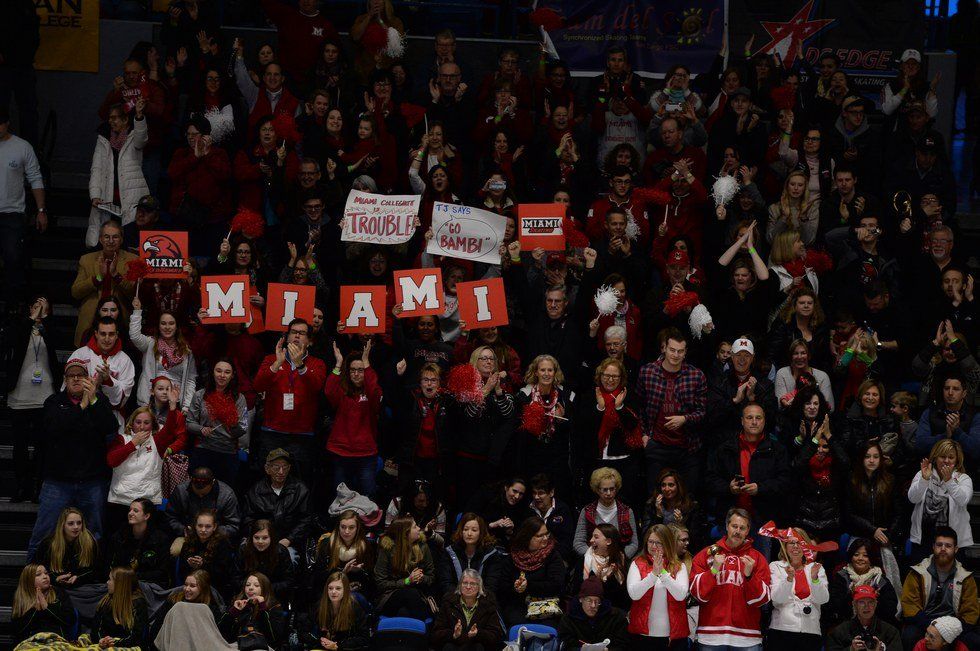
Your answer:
[393,269,445,317]
[340,286,387,334]
[265,283,317,332]
[200,275,251,324]
[457,278,508,329]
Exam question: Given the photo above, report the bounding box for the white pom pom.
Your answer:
[385,27,405,59]
[711,174,740,207]
[688,303,713,340]
[204,108,235,145]
[624,214,640,242]
[594,285,619,316]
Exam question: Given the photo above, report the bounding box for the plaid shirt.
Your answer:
[635,357,707,449]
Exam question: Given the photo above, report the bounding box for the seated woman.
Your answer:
[572,467,639,559]
[92,566,148,649]
[218,573,284,650]
[149,569,222,644]
[11,564,76,644]
[908,439,974,561]
[384,479,448,549]
[104,498,173,591]
[431,569,505,651]
[180,508,235,597]
[300,570,371,651]
[826,537,900,628]
[436,514,503,598]
[465,477,528,548]
[642,468,707,550]
[235,519,296,604]
[374,516,436,619]
[626,524,689,648]
[767,527,829,650]
[500,516,566,629]
[35,507,101,590]
[310,510,377,604]
[574,523,629,610]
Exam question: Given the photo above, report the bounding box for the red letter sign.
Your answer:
[265,283,316,332]
[518,204,566,251]
[140,230,189,278]
[340,286,387,334]
[200,275,251,324]
[457,278,508,330]
[393,269,445,317]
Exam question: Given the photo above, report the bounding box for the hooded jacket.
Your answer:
[901,557,979,626]
[88,116,149,245]
[558,599,631,650]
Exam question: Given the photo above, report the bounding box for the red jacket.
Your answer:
[167,146,232,222]
[690,537,771,647]
[628,555,689,640]
[586,186,668,247]
[247,87,301,139]
[233,146,300,213]
[259,0,339,85]
[652,177,708,252]
[253,354,327,433]
[106,410,187,466]
[324,367,382,457]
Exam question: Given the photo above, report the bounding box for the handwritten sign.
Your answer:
[341,190,421,244]
[426,202,507,265]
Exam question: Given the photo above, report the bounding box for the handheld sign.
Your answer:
[341,190,421,244]
[426,202,507,265]
[265,283,316,332]
[518,204,566,251]
[140,231,189,278]
[457,278,509,329]
[200,275,251,324]
[340,286,387,334]
[393,269,445,318]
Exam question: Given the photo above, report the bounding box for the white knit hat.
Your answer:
[688,303,713,340]
[931,616,963,643]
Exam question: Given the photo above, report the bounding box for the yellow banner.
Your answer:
[35,0,100,73]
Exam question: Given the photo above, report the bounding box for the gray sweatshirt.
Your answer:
[0,133,43,213]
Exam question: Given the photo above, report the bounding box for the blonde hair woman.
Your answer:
[767,169,820,245]
[573,467,639,558]
[909,439,974,549]
[768,527,829,648]
[12,564,76,644]
[516,354,576,498]
[93,566,148,649]
[35,507,99,588]
[626,524,690,646]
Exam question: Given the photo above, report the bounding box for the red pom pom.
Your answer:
[530,7,564,31]
[805,249,833,275]
[663,291,700,317]
[521,401,549,436]
[445,364,483,404]
[125,258,150,281]
[360,22,388,54]
[204,391,240,428]
[230,208,266,239]
[648,189,673,206]
[771,85,797,111]
[271,112,301,145]
[563,217,590,248]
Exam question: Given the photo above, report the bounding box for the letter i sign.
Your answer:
[457,277,508,329]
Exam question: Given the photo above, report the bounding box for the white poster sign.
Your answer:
[425,202,507,265]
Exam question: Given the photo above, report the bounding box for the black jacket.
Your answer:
[40,391,117,482]
[705,368,778,444]
[835,402,900,457]
[705,432,793,523]
[845,472,908,541]
[218,602,285,649]
[436,543,504,597]
[4,316,62,394]
[767,317,831,370]
[530,499,577,563]
[392,384,453,472]
[299,600,370,650]
[92,596,149,649]
[431,593,505,648]
[180,535,236,595]
[12,591,76,644]
[105,524,173,588]
[558,600,631,650]
[792,436,849,535]
[35,535,101,586]
[233,543,296,602]
[572,389,643,472]
[164,479,241,540]
[243,475,313,549]
[826,567,899,629]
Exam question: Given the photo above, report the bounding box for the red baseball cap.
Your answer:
[667,249,690,268]
[852,585,878,601]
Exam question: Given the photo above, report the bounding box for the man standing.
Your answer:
[68,317,136,430]
[826,584,903,651]
[0,107,46,314]
[70,221,137,345]
[243,449,312,564]
[258,0,338,87]
[0,0,40,147]
[528,474,576,563]
[635,328,706,493]
[27,359,119,559]
[706,338,776,443]
[690,507,771,649]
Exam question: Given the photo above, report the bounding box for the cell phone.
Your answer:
[488,180,507,191]
[734,474,745,486]
[665,102,684,113]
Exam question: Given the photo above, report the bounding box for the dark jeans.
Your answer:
[380,587,429,619]
[328,453,377,498]
[0,213,27,308]
[256,429,319,485]
[644,440,702,495]
[28,479,107,560]
[10,407,43,493]
[630,635,688,650]
[0,65,39,147]
[765,629,822,651]
[189,446,240,488]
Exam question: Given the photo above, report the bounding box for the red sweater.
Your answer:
[259,0,339,85]
[253,354,327,433]
[167,146,232,222]
[690,537,771,647]
[323,368,382,457]
[106,410,187,467]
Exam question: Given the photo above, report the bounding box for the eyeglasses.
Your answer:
[65,372,88,380]
[477,355,496,362]
[287,329,309,336]
[804,136,821,142]
[600,373,621,380]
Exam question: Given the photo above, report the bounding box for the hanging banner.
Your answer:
[265,283,316,332]
[518,204,567,251]
[534,0,725,75]
[728,0,926,96]
[200,275,251,325]
[341,190,421,244]
[457,278,509,329]
[340,285,387,334]
[35,0,100,73]
[426,202,507,265]
[393,269,445,318]
[139,231,189,278]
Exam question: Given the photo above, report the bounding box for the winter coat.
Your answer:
[298,600,370,650]
[163,479,241,540]
[844,472,908,541]
[901,557,979,625]
[916,404,980,461]
[431,594,505,648]
[70,249,138,346]
[35,536,101,587]
[827,565,899,628]
[233,542,296,601]
[704,433,793,523]
[572,389,643,472]
[769,560,829,635]
[558,600,631,650]
[705,369,778,443]
[104,525,172,588]
[180,534,236,594]
[436,543,503,598]
[40,390,118,483]
[218,600,285,649]
[92,596,148,649]
[12,590,76,644]
[836,401,900,456]
[826,616,901,651]
[88,117,149,246]
[309,533,376,601]
[792,435,849,534]
[107,410,187,505]
[242,475,313,548]
[499,546,566,615]
[373,534,435,610]
[908,469,974,546]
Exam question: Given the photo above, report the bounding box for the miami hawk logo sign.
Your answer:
[139,231,190,278]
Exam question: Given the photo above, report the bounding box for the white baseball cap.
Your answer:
[731,338,755,356]
[900,49,922,63]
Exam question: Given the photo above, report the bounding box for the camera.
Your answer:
[488,180,507,191]
[665,102,684,113]
[859,632,878,649]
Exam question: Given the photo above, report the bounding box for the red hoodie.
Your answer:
[324,367,382,457]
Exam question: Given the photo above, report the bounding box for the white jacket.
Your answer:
[87,116,149,246]
[130,310,197,410]
[769,560,829,635]
[908,469,974,546]
[108,430,165,505]
[770,263,820,295]
[66,344,136,430]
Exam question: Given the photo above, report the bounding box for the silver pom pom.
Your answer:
[385,27,405,59]
[711,174,740,208]
[594,285,619,316]
[624,214,640,242]
[204,108,235,145]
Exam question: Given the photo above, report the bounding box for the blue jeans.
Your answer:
[699,645,762,651]
[28,479,107,560]
[328,454,377,497]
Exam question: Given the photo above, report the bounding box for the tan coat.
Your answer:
[71,249,138,345]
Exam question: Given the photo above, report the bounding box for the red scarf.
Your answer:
[597,389,624,452]
[794,567,811,599]
[86,334,122,358]
[512,537,556,572]
[809,452,833,487]
[530,385,559,441]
